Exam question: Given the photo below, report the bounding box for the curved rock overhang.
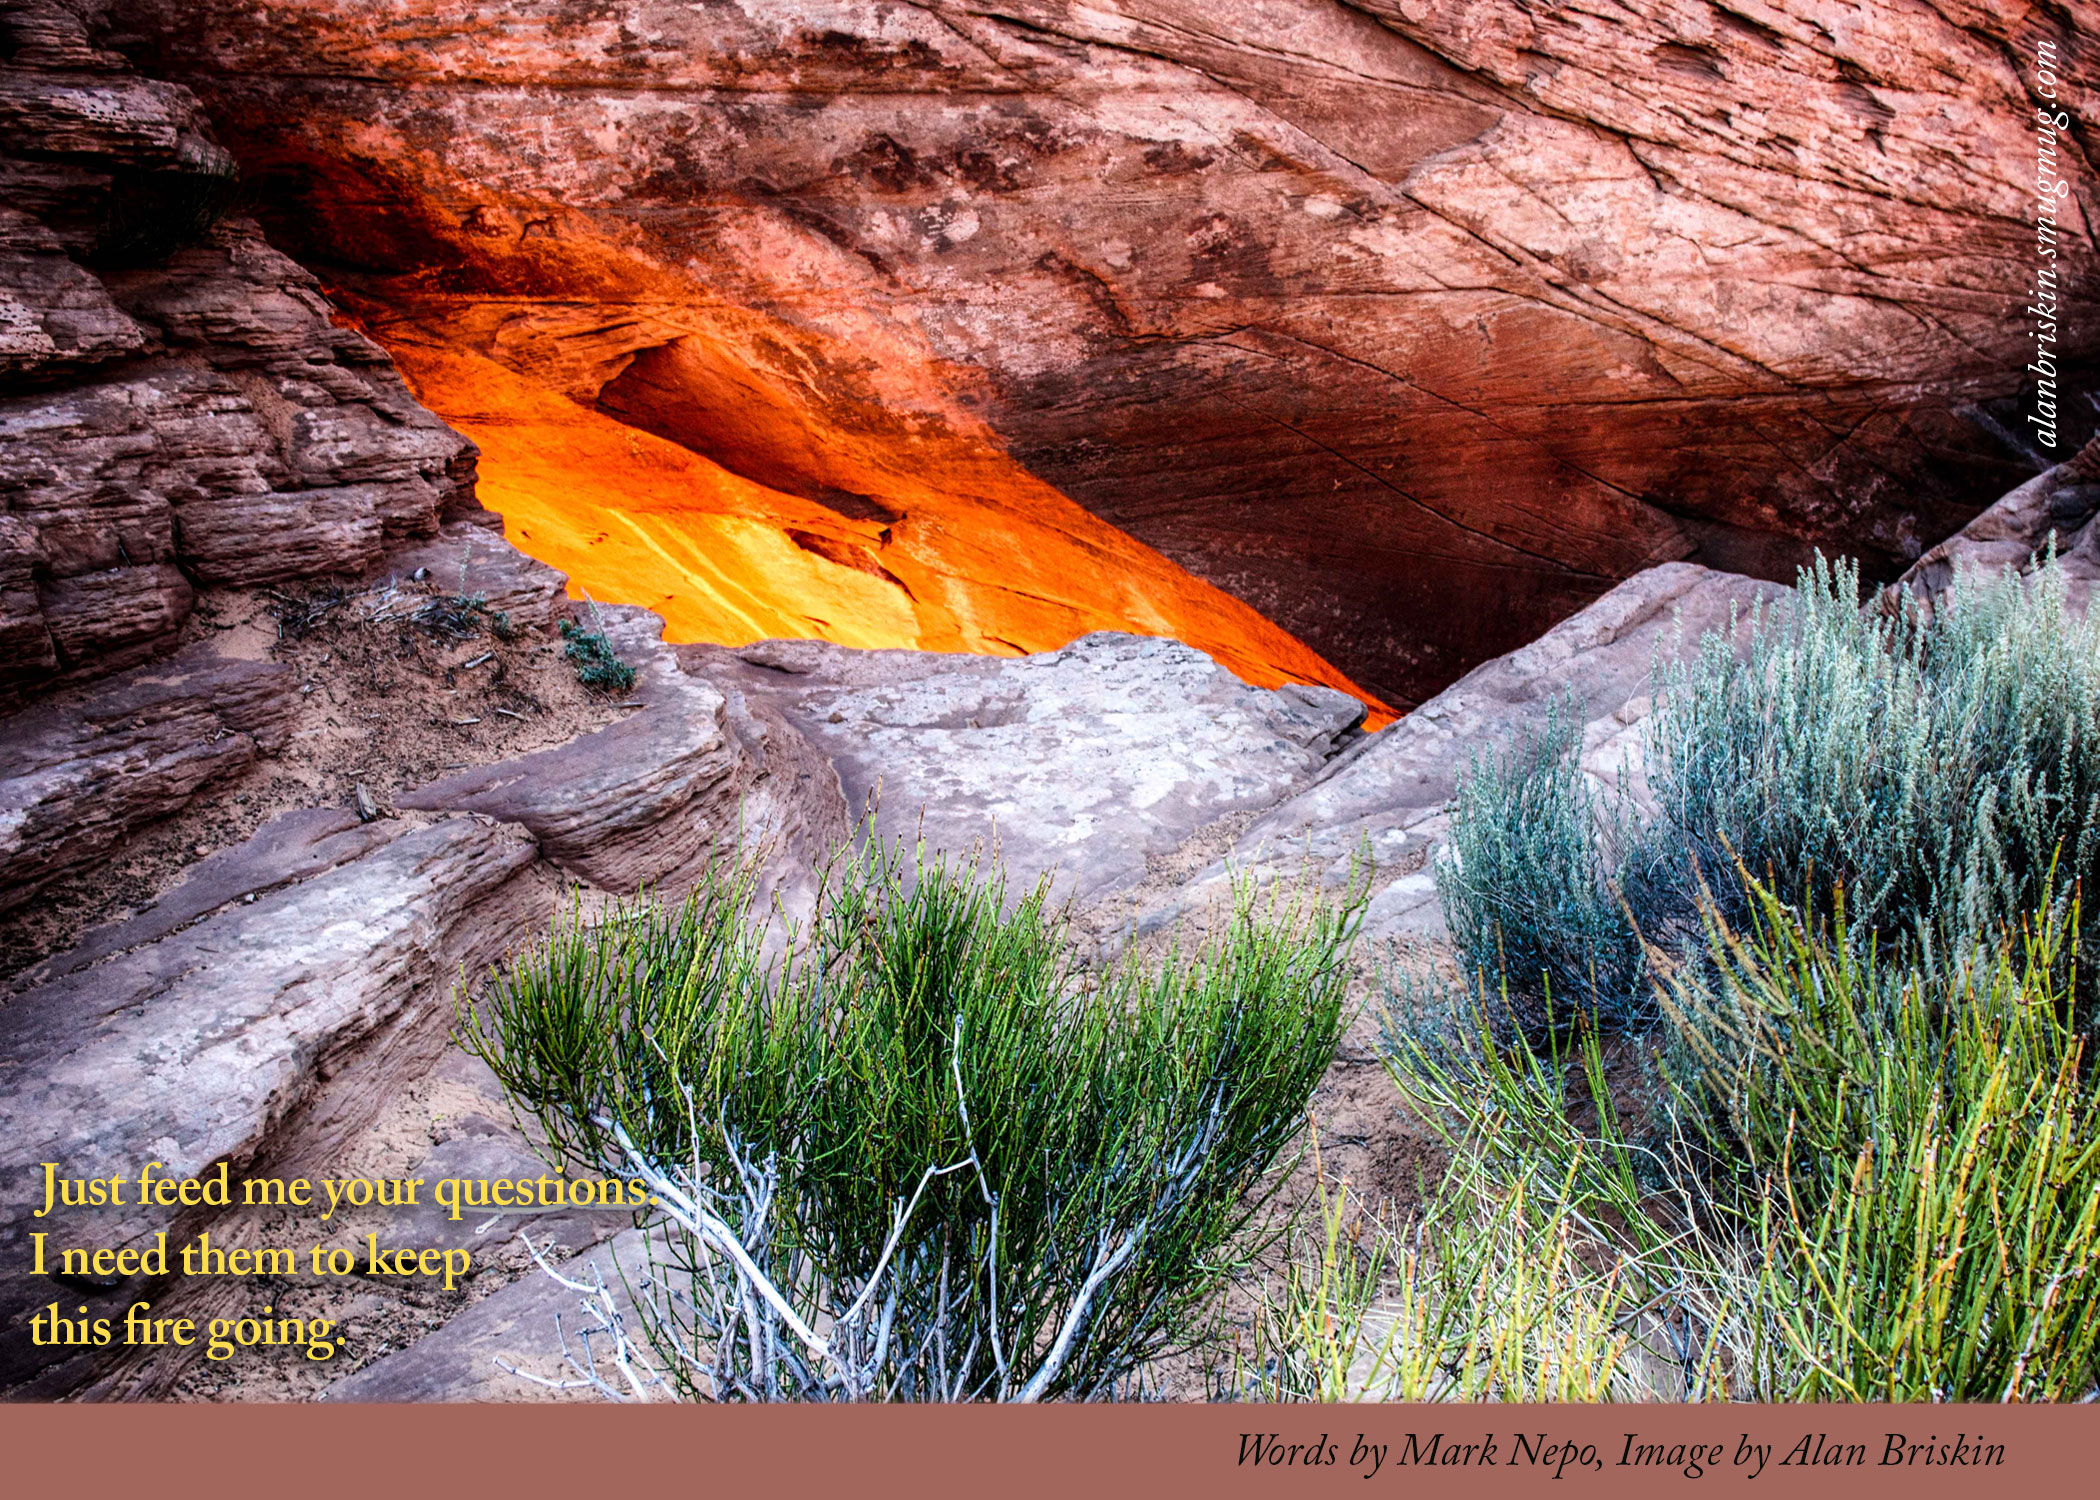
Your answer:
[99,0,2098,710]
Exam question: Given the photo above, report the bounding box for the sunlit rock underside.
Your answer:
[104,0,2096,708]
[369,329,1392,717]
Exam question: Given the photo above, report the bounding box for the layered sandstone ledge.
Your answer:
[0,0,482,702]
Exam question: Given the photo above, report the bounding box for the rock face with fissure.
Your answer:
[101,0,2093,707]
[1148,561,1786,943]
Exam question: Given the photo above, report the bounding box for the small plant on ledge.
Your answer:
[559,617,635,694]
[415,590,515,642]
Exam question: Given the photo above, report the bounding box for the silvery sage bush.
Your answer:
[1443,551,2100,1024]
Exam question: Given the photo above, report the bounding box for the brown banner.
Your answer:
[1,1404,2092,1497]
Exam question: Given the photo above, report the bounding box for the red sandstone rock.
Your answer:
[0,206,145,380]
[0,20,482,696]
[101,0,2095,706]
[0,515,53,678]
[35,557,190,666]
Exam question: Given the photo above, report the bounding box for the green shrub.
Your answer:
[559,618,635,693]
[1359,551,2100,1404]
[1442,553,2100,1022]
[1656,881,2100,1401]
[1359,978,1761,1403]
[462,840,1361,1401]
[1233,1142,1736,1403]
[1437,704,1645,1029]
[1361,879,2100,1403]
[1643,552,2100,959]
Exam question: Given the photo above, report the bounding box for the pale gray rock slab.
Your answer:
[1149,564,1783,943]
[13,805,393,988]
[0,815,550,1397]
[323,1227,648,1403]
[1888,439,2100,617]
[690,631,1366,906]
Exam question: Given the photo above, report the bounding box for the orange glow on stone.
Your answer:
[380,333,1396,728]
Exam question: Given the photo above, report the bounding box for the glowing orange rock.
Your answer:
[376,327,1395,726]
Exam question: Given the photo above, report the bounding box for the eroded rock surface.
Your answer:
[0,0,480,700]
[321,1228,647,1404]
[684,631,1366,905]
[405,615,1373,911]
[0,815,548,1398]
[312,572,1792,1401]
[1147,562,1784,943]
[0,592,1386,1396]
[104,0,2092,706]
[400,607,781,898]
[12,806,390,987]
[0,642,295,911]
